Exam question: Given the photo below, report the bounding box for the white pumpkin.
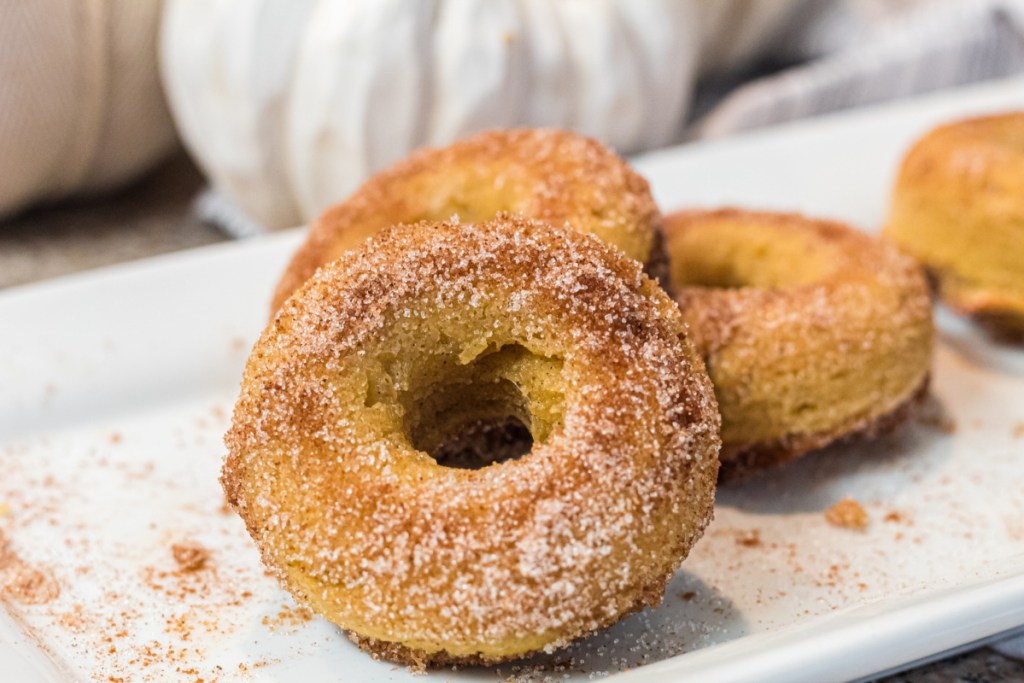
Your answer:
[0,0,176,219]
[161,0,804,230]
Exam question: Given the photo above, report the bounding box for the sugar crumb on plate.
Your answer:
[171,541,209,573]
[734,529,763,547]
[824,498,869,530]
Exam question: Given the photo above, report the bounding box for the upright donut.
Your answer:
[885,112,1024,339]
[225,215,721,665]
[271,128,665,312]
[664,209,933,480]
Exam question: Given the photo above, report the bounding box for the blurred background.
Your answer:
[2,0,1024,287]
[0,1,1023,678]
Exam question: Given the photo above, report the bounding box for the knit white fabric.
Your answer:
[0,0,177,220]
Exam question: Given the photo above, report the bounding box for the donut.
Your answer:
[884,112,1024,340]
[663,209,933,480]
[224,215,721,666]
[270,128,666,313]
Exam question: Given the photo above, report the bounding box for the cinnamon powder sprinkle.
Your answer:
[3,565,61,605]
[171,542,209,573]
[735,529,763,547]
[824,498,869,530]
[261,603,314,631]
[883,510,911,524]
[0,530,11,569]
[0,531,60,605]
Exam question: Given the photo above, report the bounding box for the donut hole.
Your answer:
[429,415,535,469]
[668,220,840,289]
[397,343,565,470]
[407,377,535,469]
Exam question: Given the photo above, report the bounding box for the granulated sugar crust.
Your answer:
[271,129,662,313]
[666,209,934,478]
[224,216,721,664]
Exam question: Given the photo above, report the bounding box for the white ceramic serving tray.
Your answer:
[2,78,1024,683]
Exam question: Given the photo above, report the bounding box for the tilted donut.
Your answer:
[663,209,933,480]
[270,128,666,313]
[224,215,721,665]
[885,112,1024,340]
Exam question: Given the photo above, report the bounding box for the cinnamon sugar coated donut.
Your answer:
[224,215,721,665]
[664,209,933,480]
[885,112,1024,339]
[271,128,666,312]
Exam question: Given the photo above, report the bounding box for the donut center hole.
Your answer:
[399,344,564,470]
[430,416,534,469]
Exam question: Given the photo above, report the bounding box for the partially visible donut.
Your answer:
[885,112,1024,340]
[225,215,721,665]
[271,128,665,313]
[663,208,933,480]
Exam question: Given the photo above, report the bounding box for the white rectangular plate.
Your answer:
[2,78,1024,683]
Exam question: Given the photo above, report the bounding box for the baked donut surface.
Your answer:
[884,112,1024,339]
[664,209,933,480]
[271,128,665,312]
[224,215,720,665]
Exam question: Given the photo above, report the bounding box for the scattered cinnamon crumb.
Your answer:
[3,564,60,605]
[735,529,762,547]
[824,498,869,530]
[261,603,314,631]
[823,564,844,587]
[883,510,910,524]
[109,433,123,445]
[0,530,60,605]
[58,605,86,632]
[1012,422,1024,439]
[678,591,696,602]
[171,542,209,573]
[0,531,13,570]
[219,490,234,515]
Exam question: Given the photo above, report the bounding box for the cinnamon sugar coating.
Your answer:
[224,216,720,664]
[885,112,1024,339]
[664,209,933,479]
[271,128,664,313]
[718,377,929,482]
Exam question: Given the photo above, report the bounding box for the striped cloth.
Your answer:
[694,0,1024,138]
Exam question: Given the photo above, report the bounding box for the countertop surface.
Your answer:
[1,152,1022,683]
